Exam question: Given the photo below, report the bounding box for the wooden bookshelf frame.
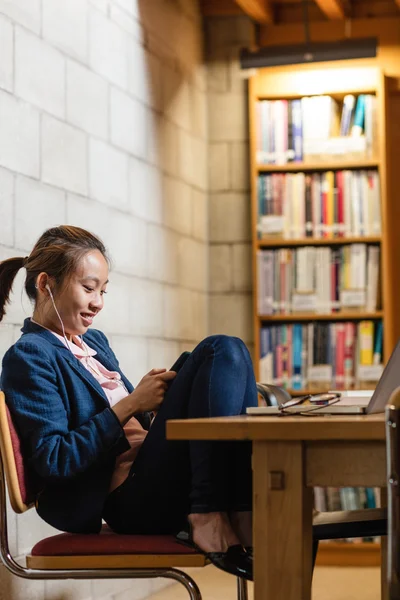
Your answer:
[249,63,399,374]
[257,159,380,172]
[248,64,397,567]
[258,236,381,248]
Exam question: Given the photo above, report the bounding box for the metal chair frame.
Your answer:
[0,391,248,600]
[386,387,400,599]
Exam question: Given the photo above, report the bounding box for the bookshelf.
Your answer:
[249,64,396,566]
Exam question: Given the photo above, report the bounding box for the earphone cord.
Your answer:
[47,287,77,357]
[47,287,125,388]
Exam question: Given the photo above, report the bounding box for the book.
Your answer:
[291,99,303,162]
[351,94,366,136]
[340,94,356,136]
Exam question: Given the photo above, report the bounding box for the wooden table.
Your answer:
[166,413,387,600]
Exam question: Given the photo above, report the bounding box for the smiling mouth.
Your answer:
[81,313,95,324]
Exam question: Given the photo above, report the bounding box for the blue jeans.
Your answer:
[103,335,258,534]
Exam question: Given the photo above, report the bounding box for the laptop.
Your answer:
[247,338,400,416]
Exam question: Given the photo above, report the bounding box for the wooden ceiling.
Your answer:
[200,0,400,24]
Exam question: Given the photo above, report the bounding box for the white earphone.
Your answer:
[35,281,75,353]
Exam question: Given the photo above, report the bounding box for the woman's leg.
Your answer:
[103,335,257,542]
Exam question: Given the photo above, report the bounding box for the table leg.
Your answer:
[252,440,313,600]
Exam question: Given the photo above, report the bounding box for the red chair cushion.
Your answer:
[6,406,33,505]
[32,526,198,556]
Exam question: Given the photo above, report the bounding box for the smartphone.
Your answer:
[170,351,191,373]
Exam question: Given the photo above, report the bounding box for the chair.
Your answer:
[386,386,400,599]
[0,391,249,600]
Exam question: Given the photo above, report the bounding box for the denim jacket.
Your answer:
[1,318,150,533]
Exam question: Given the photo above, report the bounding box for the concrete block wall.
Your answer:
[0,1,207,599]
[205,17,254,351]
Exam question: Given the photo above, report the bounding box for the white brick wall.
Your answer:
[89,8,128,89]
[210,192,251,243]
[0,91,40,177]
[0,14,13,93]
[66,60,108,139]
[0,2,208,600]
[15,176,66,250]
[129,158,162,223]
[89,138,128,207]
[163,176,192,236]
[110,87,147,158]
[42,115,87,194]
[15,27,65,119]
[147,225,179,285]
[0,0,41,34]
[0,167,14,247]
[42,0,88,62]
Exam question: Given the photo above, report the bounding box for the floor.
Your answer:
[147,565,381,600]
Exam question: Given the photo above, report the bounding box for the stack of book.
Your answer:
[259,320,383,391]
[257,170,381,239]
[257,244,380,315]
[256,93,376,164]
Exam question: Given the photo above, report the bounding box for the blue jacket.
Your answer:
[1,318,150,533]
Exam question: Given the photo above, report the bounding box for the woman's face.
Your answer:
[39,250,109,339]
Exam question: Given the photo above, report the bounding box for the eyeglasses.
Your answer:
[278,392,341,416]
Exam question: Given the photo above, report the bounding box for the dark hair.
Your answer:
[0,226,110,322]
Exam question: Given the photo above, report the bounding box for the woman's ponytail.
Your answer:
[0,256,26,322]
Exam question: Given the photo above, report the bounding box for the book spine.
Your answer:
[373,321,383,365]
[340,94,356,136]
[321,174,328,238]
[335,324,346,389]
[325,171,334,238]
[287,100,295,162]
[359,320,374,366]
[292,323,303,390]
[292,99,303,162]
[351,94,366,136]
[336,170,344,237]
[261,100,270,164]
[304,174,313,237]
[276,327,283,386]
[344,322,355,388]
[314,487,327,512]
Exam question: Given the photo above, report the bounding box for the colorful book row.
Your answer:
[256,94,376,165]
[257,170,381,239]
[259,321,383,391]
[314,486,380,512]
[257,244,380,316]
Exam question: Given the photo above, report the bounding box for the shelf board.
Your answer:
[287,388,333,396]
[258,311,384,322]
[316,541,381,568]
[256,159,380,173]
[286,387,374,396]
[257,236,381,248]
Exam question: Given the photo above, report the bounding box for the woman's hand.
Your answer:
[111,368,176,425]
[131,368,176,413]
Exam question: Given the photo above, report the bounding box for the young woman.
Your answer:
[0,226,257,581]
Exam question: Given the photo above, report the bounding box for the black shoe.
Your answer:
[176,528,253,581]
